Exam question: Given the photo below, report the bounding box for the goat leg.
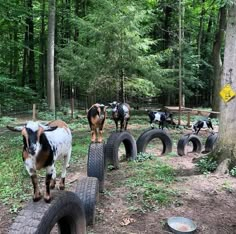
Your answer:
[91,130,96,142]
[59,178,65,190]
[115,120,118,132]
[98,129,103,143]
[31,174,42,202]
[120,120,124,132]
[44,173,52,203]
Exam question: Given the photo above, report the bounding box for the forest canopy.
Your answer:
[0,0,227,110]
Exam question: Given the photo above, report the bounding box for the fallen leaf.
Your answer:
[120,217,136,226]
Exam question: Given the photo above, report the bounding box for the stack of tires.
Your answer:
[9,177,99,234]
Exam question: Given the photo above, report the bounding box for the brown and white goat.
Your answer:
[7,120,72,203]
[87,103,107,143]
[109,101,130,132]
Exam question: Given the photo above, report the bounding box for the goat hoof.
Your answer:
[50,179,56,189]
[44,196,51,203]
[33,193,42,202]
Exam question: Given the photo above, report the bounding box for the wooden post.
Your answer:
[187,112,190,127]
[33,104,36,121]
[71,87,74,119]
[178,0,182,126]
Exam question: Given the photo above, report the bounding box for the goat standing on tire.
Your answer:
[87,103,107,143]
[147,110,172,130]
[109,101,130,132]
[7,120,72,203]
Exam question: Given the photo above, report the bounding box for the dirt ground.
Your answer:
[1,124,236,234]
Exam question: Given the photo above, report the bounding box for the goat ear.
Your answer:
[6,125,24,132]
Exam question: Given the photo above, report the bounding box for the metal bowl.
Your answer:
[167,216,197,234]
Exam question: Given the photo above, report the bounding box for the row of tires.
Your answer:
[87,129,218,194]
[9,129,218,234]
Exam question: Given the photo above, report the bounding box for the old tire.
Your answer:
[136,129,172,155]
[75,177,99,226]
[105,131,137,169]
[9,191,86,234]
[204,133,218,153]
[87,143,105,193]
[177,134,202,156]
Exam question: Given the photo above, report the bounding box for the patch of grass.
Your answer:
[0,116,16,127]
[135,152,154,162]
[0,144,32,213]
[221,181,233,193]
[125,157,177,211]
[230,166,236,177]
[196,157,218,174]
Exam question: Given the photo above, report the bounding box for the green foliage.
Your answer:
[0,116,16,127]
[230,166,236,177]
[125,157,177,210]
[135,152,154,162]
[196,157,218,174]
[0,135,31,213]
[0,76,38,112]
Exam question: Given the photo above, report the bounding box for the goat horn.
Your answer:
[7,126,24,132]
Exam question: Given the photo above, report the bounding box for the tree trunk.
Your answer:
[39,0,46,98]
[27,0,35,90]
[213,2,236,169]
[13,25,19,80]
[211,6,227,115]
[47,0,56,111]
[197,0,205,59]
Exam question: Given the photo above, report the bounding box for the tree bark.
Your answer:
[47,0,56,111]
[39,0,46,98]
[211,6,227,114]
[212,2,236,168]
[27,0,35,90]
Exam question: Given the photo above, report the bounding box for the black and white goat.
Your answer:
[147,110,172,130]
[7,120,72,203]
[109,101,130,132]
[87,103,107,143]
[191,118,214,135]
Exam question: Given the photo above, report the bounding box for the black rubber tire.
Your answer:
[105,131,120,165]
[105,131,137,169]
[136,129,172,155]
[136,128,153,148]
[177,134,202,156]
[87,143,105,193]
[9,191,86,234]
[204,133,218,153]
[75,177,99,226]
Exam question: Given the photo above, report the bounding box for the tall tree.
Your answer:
[22,0,36,89]
[39,0,47,98]
[212,1,236,171]
[47,0,56,110]
[211,6,227,114]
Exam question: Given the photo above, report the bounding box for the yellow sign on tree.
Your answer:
[219,84,236,103]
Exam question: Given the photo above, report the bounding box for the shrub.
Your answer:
[196,157,218,174]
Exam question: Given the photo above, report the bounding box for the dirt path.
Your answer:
[88,158,236,234]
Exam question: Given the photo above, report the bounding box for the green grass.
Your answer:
[124,156,177,211]
[0,135,31,213]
